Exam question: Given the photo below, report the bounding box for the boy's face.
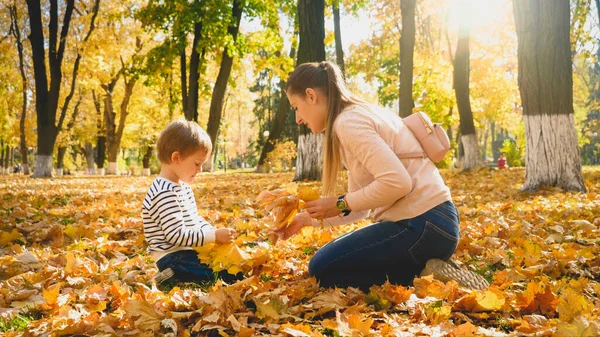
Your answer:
[173,149,209,183]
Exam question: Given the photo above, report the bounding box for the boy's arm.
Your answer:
[149,190,216,247]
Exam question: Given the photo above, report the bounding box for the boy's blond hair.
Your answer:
[157,119,212,164]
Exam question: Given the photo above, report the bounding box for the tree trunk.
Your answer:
[105,75,136,175]
[25,0,96,177]
[453,18,479,170]
[10,4,30,175]
[93,90,106,171]
[399,0,416,118]
[184,21,204,122]
[332,1,345,74]
[294,133,323,181]
[57,146,67,171]
[204,0,243,171]
[513,0,586,192]
[294,0,326,181]
[256,47,297,171]
[84,142,95,174]
[0,141,4,174]
[142,145,152,176]
[57,96,82,170]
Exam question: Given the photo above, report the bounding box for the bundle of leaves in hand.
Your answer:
[257,184,320,242]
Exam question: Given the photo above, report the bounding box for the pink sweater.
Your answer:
[321,104,452,227]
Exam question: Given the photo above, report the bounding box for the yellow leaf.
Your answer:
[454,322,479,336]
[454,287,506,312]
[255,296,286,320]
[297,185,320,202]
[42,282,62,306]
[124,300,164,333]
[87,300,107,312]
[65,252,77,274]
[555,315,600,337]
[557,288,593,322]
[0,229,23,245]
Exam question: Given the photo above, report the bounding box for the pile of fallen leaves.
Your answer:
[0,168,599,336]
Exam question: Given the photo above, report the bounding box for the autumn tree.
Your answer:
[8,2,30,175]
[332,0,345,74]
[453,14,480,170]
[399,0,416,118]
[255,2,298,172]
[25,0,100,177]
[513,0,586,192]
[294,0,326,181]
[204,0,244,171]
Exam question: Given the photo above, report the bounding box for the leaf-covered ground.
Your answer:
[0,168,599,336]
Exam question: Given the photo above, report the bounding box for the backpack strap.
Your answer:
[398,151,428,159]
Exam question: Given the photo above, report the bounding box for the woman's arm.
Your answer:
[335,113,413,211]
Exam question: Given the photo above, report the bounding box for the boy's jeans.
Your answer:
[308,201,460,291]
[156,250,242,283]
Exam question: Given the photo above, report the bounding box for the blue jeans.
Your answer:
[156,250,243,283]
[308,201,460,291]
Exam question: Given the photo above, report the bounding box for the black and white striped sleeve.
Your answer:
[148,190,216,247]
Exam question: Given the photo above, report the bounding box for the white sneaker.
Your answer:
[153,268,175,284]
[420,259,490,290]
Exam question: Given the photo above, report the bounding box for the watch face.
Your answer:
[336,199,345,210]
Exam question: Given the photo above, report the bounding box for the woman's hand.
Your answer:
[215,228,236,244]
[272,212,313,240]
[305,197,342,220]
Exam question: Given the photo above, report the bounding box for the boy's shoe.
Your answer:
[420,259,490,290]
[153,268,175,284]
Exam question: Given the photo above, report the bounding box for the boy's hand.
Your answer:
[215,228,236,244]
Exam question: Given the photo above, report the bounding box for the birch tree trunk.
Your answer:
[294,0,326,181]
[513,0,586,192]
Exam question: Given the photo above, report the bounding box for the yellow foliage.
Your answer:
[0,168,599,335]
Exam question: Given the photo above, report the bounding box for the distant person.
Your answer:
[497,153,508,169]
[273,61,488,291]
[142,120,242,285]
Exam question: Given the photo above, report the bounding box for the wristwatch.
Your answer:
[336,195,351,216]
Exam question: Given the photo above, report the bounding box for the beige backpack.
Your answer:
[398,112,450,162]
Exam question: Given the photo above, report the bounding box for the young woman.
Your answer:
[274,61,487,291]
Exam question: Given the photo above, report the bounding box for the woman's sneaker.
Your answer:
[420,259,490,290]
[153,268,175,284]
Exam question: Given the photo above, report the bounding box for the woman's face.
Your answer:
[286,88,328,134]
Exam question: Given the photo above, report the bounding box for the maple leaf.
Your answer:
[516,280,558,315]
[257,184,320,230]
[124,299,164,333]
[0,229,24,245]
[453,287,506,312]
[556,288,594,322]
[254,295,288,320]
[555,315,600,337]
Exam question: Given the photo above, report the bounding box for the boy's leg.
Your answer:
[157,250,242,283]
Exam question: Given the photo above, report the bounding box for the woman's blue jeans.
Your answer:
[308,201,460,291]
[156,250,243,283]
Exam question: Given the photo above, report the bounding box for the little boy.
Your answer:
[142,119,240,284]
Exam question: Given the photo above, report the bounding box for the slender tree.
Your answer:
[513,0,586,192]
[294,0,326,181]
[205,0,243,171]
[9,2,30,175]
[453,17,480,170]
[92,90,105,173]
[332,0,345,74]
[256,47,297,170]
[399,0,416,118]
[56,96,82,173]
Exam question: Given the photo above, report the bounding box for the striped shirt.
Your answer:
[142,177,216,262]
